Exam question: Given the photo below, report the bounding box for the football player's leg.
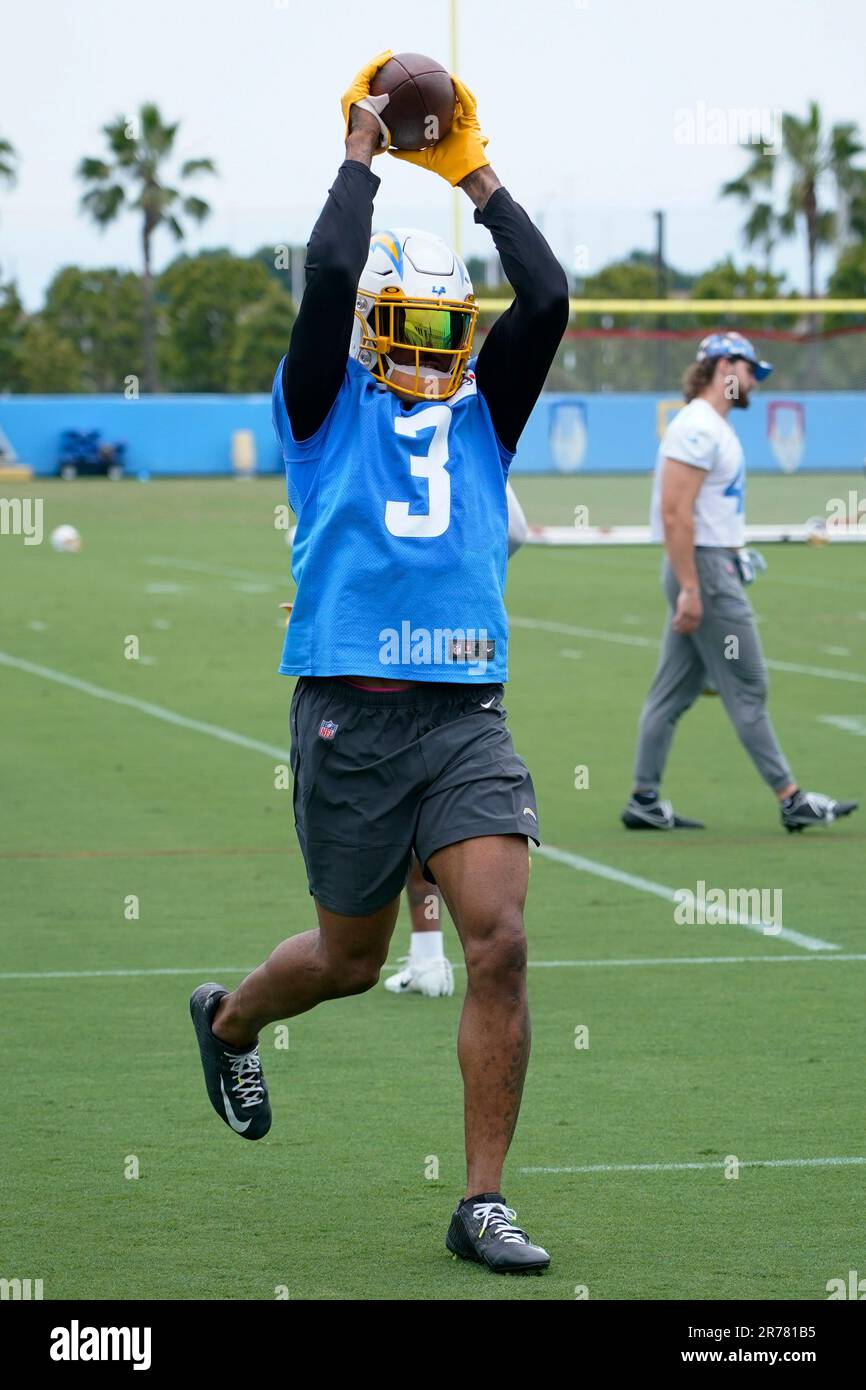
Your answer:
[190,899,399,1139]
[690,558,794,794]
[429,833,550,1271]
[632,611,707,799]
[212,896,401,1047]
[386,857,454,996]
[427,833,530,1197]
[625,580,707,827]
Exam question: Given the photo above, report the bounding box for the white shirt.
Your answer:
[650,398,746,548]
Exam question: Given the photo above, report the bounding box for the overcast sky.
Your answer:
[2,0,864,307]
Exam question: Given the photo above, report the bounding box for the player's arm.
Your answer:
[466,172,570,453]
[505,481,528,557]
[389,76,569,454]
[660,458,706,633]
[282,86,385,442]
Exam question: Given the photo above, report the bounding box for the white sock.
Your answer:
[410,930,444,963]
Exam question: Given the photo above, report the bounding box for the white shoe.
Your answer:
[384,955,454,997]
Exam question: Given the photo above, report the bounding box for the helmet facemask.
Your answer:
[355,288,477,400]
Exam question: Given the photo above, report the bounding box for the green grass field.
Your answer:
[2,473,864,1301]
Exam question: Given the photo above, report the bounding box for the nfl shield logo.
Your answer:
[318,719,339,741]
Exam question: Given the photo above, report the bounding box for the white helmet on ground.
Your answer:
[349,227,477,400]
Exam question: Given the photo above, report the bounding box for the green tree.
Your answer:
[0,277,25,388]
[77,103,216,392]
[158,250,282,391]
[228,280,296,391]
[722,103,864,295]
[580,259,658,300]
[14,319,83,392]
[42,267,145,392]
[828,240,866,299]
[692,257,787,304]
[826,241,866,333]
[615,249,698,294]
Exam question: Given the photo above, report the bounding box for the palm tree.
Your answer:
[78,104,215,391]
[0,134,17,187]
[721,145,778,275]
[722,102,863,297]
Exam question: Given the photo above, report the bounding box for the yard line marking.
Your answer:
[512,615,655,649]
[523,953,866,967]
[520,1156,866,1175]
[0,652,292,761]
[511,615,866,685]
[6,955,866,981]
[0,846,292,861]
[147,555,279,584]
[819,715,866,737]
[766,658,866,685]
[533,843,839,952]
[0,968,256,981]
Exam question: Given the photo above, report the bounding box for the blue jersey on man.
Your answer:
[272,354,515,683]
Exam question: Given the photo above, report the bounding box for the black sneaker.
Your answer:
[446,1194,550,1274]
[189,983,271,1140]
[781,790,858,833]
[621,797,705,830]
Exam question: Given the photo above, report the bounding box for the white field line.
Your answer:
[819,715,866,737]
[4,954,866,981]
[520,1156,866,1176]
[533,843,838,952]
[511,615,866,685]
[0,653,291,761]
[0,652,841,953]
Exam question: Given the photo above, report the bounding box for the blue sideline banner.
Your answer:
[1,392,863,477]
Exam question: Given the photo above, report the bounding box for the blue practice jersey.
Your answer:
[272,356,516,683]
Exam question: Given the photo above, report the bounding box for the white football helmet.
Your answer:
[349,228,477,400]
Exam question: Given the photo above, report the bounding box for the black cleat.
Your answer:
[446,1195,550,1274]
[781,790,858,833]
[621,797,705,830]
[189,983,271,1140]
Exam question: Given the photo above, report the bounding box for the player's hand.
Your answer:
[389,75,489,186]
[341,51,393,152]
[672,587,703,634]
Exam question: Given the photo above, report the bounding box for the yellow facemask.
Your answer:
[355,288,478,400]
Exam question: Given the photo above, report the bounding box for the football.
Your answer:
[370,52,455,150]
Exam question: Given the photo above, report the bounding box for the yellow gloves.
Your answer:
[389,76,490,186]
[341,58,490,184]
[341,51,393,152]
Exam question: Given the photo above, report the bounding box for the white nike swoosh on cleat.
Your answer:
[480,696,496,708]
[220,1077,252,1133]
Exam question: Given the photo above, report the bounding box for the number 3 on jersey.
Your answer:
[385,404,452,539]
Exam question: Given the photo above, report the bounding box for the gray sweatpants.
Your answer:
[633,548,793,795]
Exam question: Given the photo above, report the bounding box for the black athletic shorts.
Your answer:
[289,677,540,917]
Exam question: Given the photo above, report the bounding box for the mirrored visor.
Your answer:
[390,304,473,353]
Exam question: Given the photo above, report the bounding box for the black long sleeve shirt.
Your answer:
[284,160,569,453]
